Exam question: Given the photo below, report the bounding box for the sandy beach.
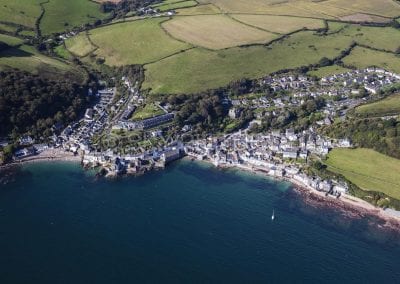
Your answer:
[0,148,81,170]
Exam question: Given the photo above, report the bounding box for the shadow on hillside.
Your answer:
[0,45,33,58]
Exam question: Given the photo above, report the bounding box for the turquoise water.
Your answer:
[1,160,400,283]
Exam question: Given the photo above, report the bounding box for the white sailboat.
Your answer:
[271,209,275,221]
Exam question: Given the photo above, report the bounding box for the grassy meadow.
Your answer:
[65,32,97,57]
[153,0,187,6]
[155,0,198,12]
[0,23,19,34]
[325,148,400,200]
[308,65,351,78]
[0,34,24,46]
[0,34,83,81]
[355,94,400,117]
[230,15,325,34]
[346,26,400,53]
[0,0,41,28]
[84,18,191,65]
[60,4,400,94]
[40,0,108,35]
[162,15,277,49]
[131,103,164,120]
[325,0,400,18]
[142,28,358,94]
[343,47,400,74]
[199,0,400,18]
[176,4,221,15]
[3,0,400,95]
[0,0,108,35]
[197,0,330,18]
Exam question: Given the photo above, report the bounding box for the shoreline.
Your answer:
[2,153,400,230]
[186,157,400,229]
[0,149,81,170]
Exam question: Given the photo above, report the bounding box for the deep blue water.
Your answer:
[1,160,400,283]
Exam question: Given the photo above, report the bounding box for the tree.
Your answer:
[0,41,10,52]
[319,57,332,67]
[0,70,90,140]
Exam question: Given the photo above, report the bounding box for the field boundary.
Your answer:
[85,30,100,54]
[143,46,196,66]
[158,17,197,47]
[323,1,399,20]
[286,2,340,20]
[65,30,99,58]
[357,43,399,55]
[35,0,49,37]
[225,14,281,35]
[339,43,400,72]
[159,14,331,52]
[326,164,400,188]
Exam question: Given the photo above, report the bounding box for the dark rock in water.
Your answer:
[96,167,108,178]
[0,165,22,185]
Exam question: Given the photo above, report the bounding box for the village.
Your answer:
[228,67,400,124]
[185,127,351,197]
[8,67,400,194]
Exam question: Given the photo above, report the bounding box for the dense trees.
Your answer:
[0,41,10,52]
[163,89,228,134]
[100,0,160,17]
[0,70,90,140]
[324,118,400,159]
[255,97,326,132]
[116,64,145,86]
[318,57,332,67]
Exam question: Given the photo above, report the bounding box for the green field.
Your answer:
[0,0,41,28]
[355,93,400,117]
[325,148,400,200]
[199,0,400,18]
[230,15,325,34]
[0,0,108,35]
[176,4,221,15]
[0,23,19,33]
[131,103,165,120]
[0,34,83,81]
[143,28,357,94]
[41,0,108,35]
[54,45,74,60]
[162,15,277,49]
[18,30,36,37]
[65,32,97,57]
[62,9,400,94]
[308,65,351,78]
[82,18,191,65]
[155,0,198,11]
[0,34,24,46]
[198,0,335,18]
[4,0,400,95]
[345,26,400,53]
[152,0,187,6]
[343,47,400,74]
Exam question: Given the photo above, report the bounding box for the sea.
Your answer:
[1,160,400,283]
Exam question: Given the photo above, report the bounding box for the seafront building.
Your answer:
[185,127,351,196]
[10,68,400,195]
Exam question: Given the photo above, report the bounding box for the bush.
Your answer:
[319,57,333,67]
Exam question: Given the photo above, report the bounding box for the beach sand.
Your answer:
[0,148,81,170]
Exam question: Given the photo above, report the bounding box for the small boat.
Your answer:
[271,209,275,221]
